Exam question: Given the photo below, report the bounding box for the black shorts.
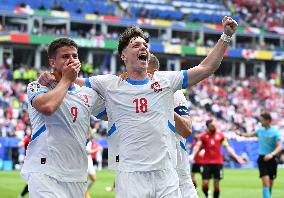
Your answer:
[191,164,202,173]
[201,164,223,180]
[257,155,277,180]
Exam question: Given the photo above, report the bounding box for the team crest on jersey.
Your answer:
[151,82,162,93]
[79,94,90,107]
[28,82,43,93]
[80,94,89,103]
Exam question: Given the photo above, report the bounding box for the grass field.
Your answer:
[0,168,283,198]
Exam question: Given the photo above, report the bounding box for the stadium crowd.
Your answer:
[0,0,283,51]
[225,0,284,28]
[2,63,284,141]
[187,75,284,136]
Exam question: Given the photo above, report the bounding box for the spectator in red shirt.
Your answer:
[190,120,245,198]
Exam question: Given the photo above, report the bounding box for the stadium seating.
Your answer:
[0,0,283,28]
[0,0,116,16]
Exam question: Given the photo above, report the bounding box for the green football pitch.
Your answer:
[0,168,283,198]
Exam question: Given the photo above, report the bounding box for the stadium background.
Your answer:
[0,0,284,197]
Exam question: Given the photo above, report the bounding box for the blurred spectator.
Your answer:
[187,75,284,139]
[225,0,284,28]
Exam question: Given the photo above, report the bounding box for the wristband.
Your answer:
[220,32,232,43]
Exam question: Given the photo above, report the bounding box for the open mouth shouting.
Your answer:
[137,53,148,62]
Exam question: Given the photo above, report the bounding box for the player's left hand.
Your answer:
[119,71,128,80]
[222,16,238,37]
[264,153,273,161]
[38,71,57,87]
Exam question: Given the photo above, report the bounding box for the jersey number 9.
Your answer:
[71,107,78,122]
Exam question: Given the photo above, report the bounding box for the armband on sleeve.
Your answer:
[174,106,189,116]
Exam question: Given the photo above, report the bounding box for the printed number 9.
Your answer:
[71,107,78,122]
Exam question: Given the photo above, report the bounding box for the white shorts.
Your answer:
[27,173,86,198]
[116,169,181,198]
[177,169,198,198]
[88,157,96,175]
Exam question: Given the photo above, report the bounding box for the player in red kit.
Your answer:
[190,120,245,198]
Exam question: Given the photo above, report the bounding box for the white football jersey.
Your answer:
[86,70,188,172]
[21,81,105,182]
[174,90,190,171]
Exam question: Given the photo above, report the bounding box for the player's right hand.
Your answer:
[188,155,194,162]
[236,156,246,164]
[38,71,56,87]
[62,59,81,82]
[222,16,238,37]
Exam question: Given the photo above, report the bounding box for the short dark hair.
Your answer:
[118,26,149,56]
[47,38,78,58]
[206,119,213,127]
[260,113,272,122]
[148,53,160,71]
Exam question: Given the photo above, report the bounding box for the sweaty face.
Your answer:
[122,36,150,71]
[49,46,78,74]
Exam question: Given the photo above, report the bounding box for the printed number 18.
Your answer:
[133,98,148,113]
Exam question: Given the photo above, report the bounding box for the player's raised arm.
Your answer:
[186,16,238,87]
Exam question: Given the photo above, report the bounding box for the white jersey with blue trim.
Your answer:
[21,81,105,182]
[87,70,188,172]
[174,90,190,171]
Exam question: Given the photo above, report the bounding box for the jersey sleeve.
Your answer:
[27,81,49,106]
[255,128,260,137]
[84,74,115,98]
[221,133,228,145]
[173,90,189,116]
[156,70,188,93]
[91,96,107,119]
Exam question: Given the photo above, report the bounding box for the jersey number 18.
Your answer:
[133,98,148,113]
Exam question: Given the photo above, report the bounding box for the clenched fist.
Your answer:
[222,16,238,37]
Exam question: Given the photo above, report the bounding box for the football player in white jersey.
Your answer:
[148,54,198,198]
[86,16,236,198]
[38,16,237,197]
[21,38,105,198]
